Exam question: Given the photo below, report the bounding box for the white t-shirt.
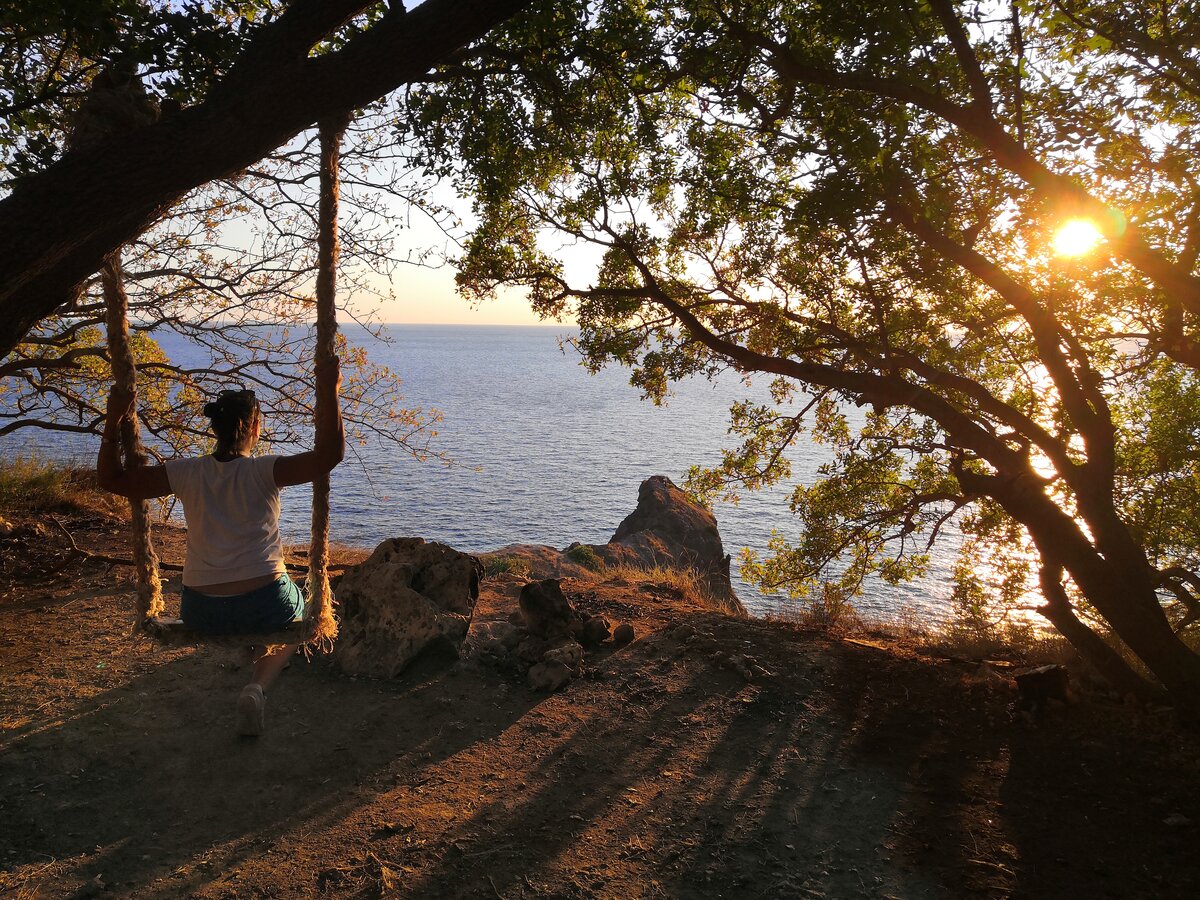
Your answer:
[164,454,287,588]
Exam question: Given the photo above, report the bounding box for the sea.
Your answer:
[5,324,962,625]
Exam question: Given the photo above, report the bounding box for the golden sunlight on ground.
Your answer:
[1052,218,1103,257]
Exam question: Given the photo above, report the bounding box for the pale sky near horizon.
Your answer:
[344,170,587,326]
[353,186,594,327]
[375,261,567,326]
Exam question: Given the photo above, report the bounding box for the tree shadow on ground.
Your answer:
[377,624,957,900]
[0,646,539,896]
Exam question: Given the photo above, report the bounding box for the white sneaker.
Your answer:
[237,684,266,736]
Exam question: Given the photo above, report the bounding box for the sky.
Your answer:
[356,186,592,327]
[380,262,555,326]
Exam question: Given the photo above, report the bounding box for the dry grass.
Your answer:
[0,455,123,517]
[600,562,732,611]
[764,584,866,635]
[0,454,76,508]
[482,554,534,579]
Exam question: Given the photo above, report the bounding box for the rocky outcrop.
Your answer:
[480,476,743,614]
[470,578,631,692]
[590,475,741,613]
[332,538,483,677]
[481,544,595,581]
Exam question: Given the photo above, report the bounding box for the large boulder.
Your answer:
[589,475,742,612]
[332,538,483,677]
[519,578,582,640]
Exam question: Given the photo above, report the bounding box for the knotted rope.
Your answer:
[102,256,166,631]
[72,65,165,633]
[304,115,350,649]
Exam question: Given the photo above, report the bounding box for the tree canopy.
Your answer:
[408,0,1200,710]
[0,0,535,358]
[0,2,506,458]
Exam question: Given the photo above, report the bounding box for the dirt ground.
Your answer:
[2,504,1199,899]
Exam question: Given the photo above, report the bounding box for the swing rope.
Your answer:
[102,253,165,632]
[104,117,347,648]
[303,116,348,649]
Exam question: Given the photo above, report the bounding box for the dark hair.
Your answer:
[203,388,259,447]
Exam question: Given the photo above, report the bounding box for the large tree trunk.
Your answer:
[0,0,534,359]
[979,467,1200,717]
[1036,565,1158,700]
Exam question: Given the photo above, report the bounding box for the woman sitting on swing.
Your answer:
[97,355,344,735]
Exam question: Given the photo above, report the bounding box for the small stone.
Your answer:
[515,635,550,665]
[543,639,584,670]
[1164,813,1191,827]
[70,874,106,899]
[528,661,574,692]
[612,623,635,647]
[580,616,612,648]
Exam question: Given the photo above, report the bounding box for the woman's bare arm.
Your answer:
[96,386,172,499]
[274,355,345,488]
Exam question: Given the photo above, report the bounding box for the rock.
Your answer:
[528,660,575,692]
[508,609,526,627]
[589,475,743,613]
[611,622,635,647]
[472,621,522,657]
[1164,813,1191,828]
[69,874,106,900]
[580,615,612,648]
[721,653,755,681]
[543,639,584,670]
[332,537,483,677]
[671,623,696,641]
[519,579,581,640]
[515,634,551,665]
[1016,664,1072,711]
[0,516,14,538]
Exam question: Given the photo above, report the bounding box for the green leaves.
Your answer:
[407,0,1200,667]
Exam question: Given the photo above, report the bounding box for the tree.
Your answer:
[0,0,536,358]
[1,104,448,460]
[409,0,1200,711]
[0,0,546,456]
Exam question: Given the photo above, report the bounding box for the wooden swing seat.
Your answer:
[142,615,319,648]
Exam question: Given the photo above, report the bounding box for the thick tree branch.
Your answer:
[760,35,1200,322]
[0,0,536,358]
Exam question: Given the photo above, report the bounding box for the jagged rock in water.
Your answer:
[333,538,482,677]
[519,578,582,640]
[589,475,743,613]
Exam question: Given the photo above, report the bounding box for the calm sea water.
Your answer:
[7,324,960,623]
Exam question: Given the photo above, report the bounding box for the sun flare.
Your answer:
[1053,218,1104,257]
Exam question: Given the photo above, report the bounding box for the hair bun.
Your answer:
[202,401,219,417]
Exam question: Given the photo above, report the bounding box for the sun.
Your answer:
[1053,218,1104,257]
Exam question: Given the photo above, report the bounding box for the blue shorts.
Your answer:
[180,575,306,635]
